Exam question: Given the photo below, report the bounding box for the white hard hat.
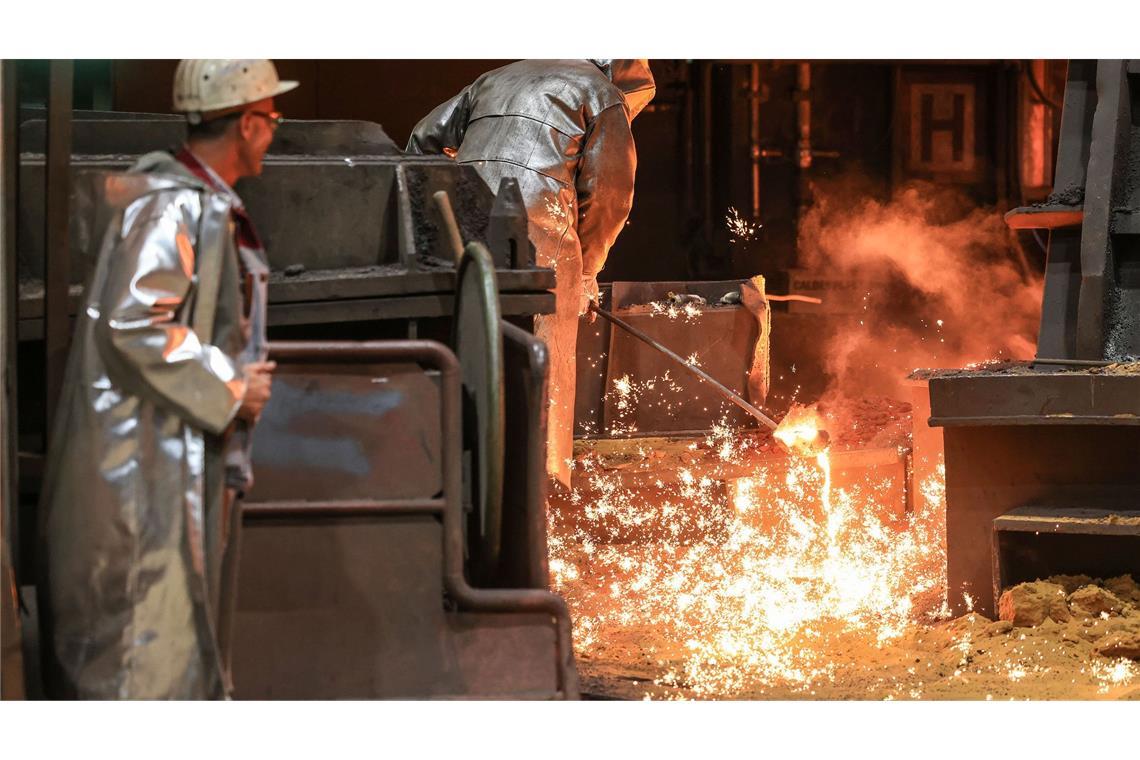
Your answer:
[173,59,298,123]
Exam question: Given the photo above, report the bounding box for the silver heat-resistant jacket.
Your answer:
[407,59,654,485]
[407,59,653,282]
[38,151,249,699]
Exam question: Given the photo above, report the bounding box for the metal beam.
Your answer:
[1,59,27,700]
[265,292,554,327]
[1024,61,1095,360]
[1,61,19,564]
[43,60,72,435]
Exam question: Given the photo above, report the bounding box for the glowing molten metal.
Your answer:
[773,404,832,457]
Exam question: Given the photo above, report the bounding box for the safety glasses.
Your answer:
[249,110,284,128]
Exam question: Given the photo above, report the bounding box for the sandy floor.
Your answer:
[570,573,1140,701]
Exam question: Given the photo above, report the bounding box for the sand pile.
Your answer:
[1000,576,1138,632]
[997,581,1070,626]
[998,576,1140,665]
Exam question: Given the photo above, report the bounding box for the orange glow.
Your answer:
[773,404,831,457]
[550,418,948,698]
[161,325,190,360]
[175,231,196,276]
[548,180,1048,698]
[797,182,1042,400]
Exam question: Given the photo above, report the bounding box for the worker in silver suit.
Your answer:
[407,59,655,488]
[38,60,295,699]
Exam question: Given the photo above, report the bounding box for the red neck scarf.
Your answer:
[175,147,264,251]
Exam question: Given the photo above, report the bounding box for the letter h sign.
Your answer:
[906,83,976,175]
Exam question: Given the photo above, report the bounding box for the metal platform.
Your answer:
[931,60,1140,617]
[992,506,1140,605]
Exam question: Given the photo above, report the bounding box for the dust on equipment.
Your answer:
[3,100,578,698]
[930,59,1140,617]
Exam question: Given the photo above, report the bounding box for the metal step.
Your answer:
[994,506,1140,537]
[992,505,1140,609]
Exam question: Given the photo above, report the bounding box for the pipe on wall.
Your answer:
[797,62,812,173]
[794,62,813,268]
[750,62,762,220]
[702,61,714,244]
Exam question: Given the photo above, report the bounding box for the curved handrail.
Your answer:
[266,339,578,698]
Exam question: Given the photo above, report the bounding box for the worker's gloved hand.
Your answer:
[238,360,277,423]
[580,276,600,323]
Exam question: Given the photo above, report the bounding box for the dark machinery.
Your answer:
[1,71,578,698]
[930,60,1140,617]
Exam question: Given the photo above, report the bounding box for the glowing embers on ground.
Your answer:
[548,415,949,698]
[1090,657,1138,695]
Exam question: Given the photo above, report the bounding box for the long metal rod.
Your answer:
[432,190,464,263]
[43,60,72,436]
[589,302,779,431]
